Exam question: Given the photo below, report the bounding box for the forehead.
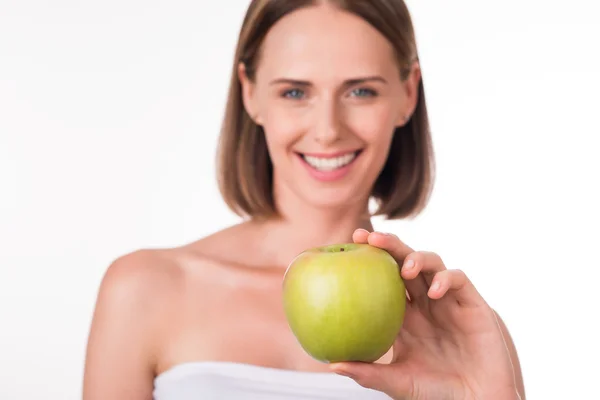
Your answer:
[257,5,398,80]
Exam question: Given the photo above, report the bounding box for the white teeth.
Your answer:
[303,152,357,171]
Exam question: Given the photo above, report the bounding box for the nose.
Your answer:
[312,97,342,145]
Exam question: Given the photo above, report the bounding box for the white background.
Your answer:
[1,0,599,399]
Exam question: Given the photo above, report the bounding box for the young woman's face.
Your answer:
[240,4,420,212]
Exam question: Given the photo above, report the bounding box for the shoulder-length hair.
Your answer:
[216,0,435,220]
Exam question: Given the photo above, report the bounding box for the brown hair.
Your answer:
[216,0,435,220]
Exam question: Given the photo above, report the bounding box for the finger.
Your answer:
[366,231,414,261]
[402,251,447,286]
[427,268,486,307]
[396,251,446,307]
[329,362,413,399]
[352,228,370,244]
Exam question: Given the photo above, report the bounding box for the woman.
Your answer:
[83,1,525,399]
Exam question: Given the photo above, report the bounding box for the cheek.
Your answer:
[343,103,397,145]
[260,102,307,150]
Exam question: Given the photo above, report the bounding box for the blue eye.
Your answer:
[282,89,305,99]
[350,88,377,97]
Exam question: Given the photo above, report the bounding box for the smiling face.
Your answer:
[239,3,421,212]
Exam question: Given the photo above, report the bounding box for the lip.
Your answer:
[300,150,361,159]
[296,150,362,182]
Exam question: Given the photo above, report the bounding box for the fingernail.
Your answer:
[404,259,415,270]
[430,281,441,291]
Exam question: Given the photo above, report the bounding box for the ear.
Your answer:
[238,62,262,125]
[395,60,422,126]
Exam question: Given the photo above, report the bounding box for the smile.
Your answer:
[299,151,361,172]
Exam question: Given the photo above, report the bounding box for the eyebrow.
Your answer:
[269,76,388,86]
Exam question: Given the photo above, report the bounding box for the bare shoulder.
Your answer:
[99,248,183,302]
[83,248,186,399]
[96,221,252,300]
[93,248,187,328]
[83,223,261,399]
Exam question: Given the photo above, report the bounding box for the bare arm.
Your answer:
[495,311,526,399]
[83,250,173,400]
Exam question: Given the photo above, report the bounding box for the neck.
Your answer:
[250,185,374,268]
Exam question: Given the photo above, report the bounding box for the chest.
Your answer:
[158,278,330,374]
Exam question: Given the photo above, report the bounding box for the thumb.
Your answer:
[329,362,412,398]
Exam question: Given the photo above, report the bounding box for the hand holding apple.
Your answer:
[283,229,521,400]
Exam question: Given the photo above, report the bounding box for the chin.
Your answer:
[300,185,371,212]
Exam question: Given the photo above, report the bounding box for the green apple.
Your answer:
[282,243,406,363]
